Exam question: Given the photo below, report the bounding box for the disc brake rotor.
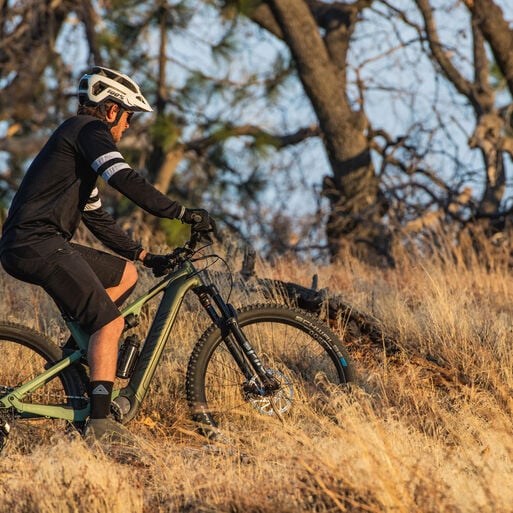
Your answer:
[245,369,294,416]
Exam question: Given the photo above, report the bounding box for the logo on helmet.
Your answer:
[107,88,124,100]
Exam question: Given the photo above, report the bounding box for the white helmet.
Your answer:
[78,66,153,112]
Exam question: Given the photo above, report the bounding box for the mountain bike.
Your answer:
[0,230,356,452]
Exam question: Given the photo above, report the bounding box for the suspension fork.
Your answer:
[193,285,278,389]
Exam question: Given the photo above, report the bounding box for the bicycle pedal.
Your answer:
[110,401,123,422]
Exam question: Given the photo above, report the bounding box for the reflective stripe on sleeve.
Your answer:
[91,151,123,172]
[101,162,131,181]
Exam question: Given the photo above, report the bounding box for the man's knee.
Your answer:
[122,261,138,289]
[111,261,138,308]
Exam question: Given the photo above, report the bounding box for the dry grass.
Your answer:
[2,233,513,512]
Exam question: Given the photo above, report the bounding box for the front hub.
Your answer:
[243,369,294,416]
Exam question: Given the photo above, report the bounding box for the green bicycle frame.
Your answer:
[0,260,203,423]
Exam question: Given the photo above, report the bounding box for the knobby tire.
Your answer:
[186,304,356,434]
[0,321,87,452]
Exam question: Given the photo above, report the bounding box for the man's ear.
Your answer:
[105,104,119,123]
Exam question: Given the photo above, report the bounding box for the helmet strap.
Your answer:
[111,108,125,129]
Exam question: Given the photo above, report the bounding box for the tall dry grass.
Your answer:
[2,231,513,512]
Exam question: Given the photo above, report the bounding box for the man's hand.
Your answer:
[181,208,217,236]
[142,253,170,277]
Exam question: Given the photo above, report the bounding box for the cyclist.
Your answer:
[0,66,216,443]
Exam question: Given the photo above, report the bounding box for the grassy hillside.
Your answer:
[1,233,513,512]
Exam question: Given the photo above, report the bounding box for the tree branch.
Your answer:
[464,0,513,98]
[184,124,321,154]
[414,0,474,103]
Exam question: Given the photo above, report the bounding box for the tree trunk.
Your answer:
[416,0,511,234]
[0,0,75,121]
[250,0,388,263]
[153,147,184,194]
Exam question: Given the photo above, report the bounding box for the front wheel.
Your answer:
[186,304,356,433]
[0,322,87,453]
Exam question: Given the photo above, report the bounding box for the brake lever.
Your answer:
[187,231,202,250]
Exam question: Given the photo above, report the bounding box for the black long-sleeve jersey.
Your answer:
[0,115,184,260]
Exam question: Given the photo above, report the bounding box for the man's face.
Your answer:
[110,110,133,143]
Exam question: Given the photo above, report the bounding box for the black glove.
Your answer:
[181,208,217,235]
[143,252,170,277]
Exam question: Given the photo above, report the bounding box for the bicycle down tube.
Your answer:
[112,260,203,422]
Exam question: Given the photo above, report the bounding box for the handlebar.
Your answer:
[156,228,214,276]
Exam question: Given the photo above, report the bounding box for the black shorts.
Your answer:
[0,237,126,334]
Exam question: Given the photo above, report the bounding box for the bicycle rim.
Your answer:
[186,304,355,434]
[0,322,87,453]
